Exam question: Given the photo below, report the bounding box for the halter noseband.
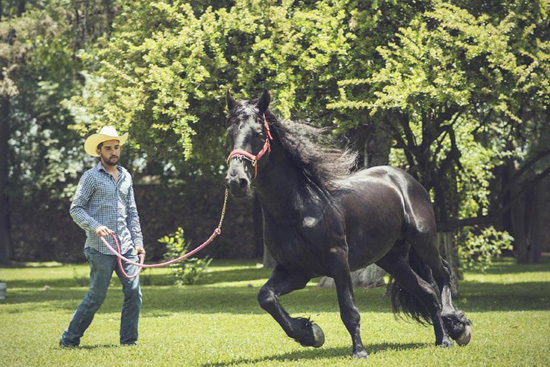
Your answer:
[226,114,273,179]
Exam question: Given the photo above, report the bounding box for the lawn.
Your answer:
[1,258,549,367]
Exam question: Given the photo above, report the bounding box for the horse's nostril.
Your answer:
[239,178,248,189]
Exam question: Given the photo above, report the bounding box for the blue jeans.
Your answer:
[61,247,142,346]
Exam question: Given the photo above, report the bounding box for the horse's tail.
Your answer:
[387,246,436,325]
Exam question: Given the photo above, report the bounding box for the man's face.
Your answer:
[97,140,121,166]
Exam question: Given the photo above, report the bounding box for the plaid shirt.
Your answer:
[70,162,143,255]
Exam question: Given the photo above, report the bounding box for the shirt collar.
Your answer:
[96,161,123,175]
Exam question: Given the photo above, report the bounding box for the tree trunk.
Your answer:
[364,120,392,168]
[0,96,12,263]
[437,231,460,298]
[514,180,544,263]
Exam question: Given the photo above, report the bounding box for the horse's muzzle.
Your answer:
[225,174,250,198]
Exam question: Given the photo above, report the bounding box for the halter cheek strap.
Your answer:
[227,114,273,179]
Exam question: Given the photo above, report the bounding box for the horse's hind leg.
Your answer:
[376,243,454,347]
[257,265,325,348]
[407,230,472,346]
[328,247,368,358]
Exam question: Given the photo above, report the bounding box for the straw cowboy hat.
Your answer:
[84,126,129,157]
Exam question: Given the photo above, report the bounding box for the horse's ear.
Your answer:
[257,89,270,114]
[226,90,238,111]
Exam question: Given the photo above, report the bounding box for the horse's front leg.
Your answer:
[258,265,324,348]
[329,247,368,359]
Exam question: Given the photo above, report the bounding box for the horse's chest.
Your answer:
[262,212,341,274]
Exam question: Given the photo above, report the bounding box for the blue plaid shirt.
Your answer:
[70,162,143,255]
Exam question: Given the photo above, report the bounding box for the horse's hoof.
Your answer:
[439,338,454,348]
[352,349,369,359]
[310,323,325,348]
[295,320,325,348]
[456,324,472,346]
[443,312,472,346]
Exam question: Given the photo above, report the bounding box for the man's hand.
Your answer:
[136,246,146,256]
[95,225,114,237]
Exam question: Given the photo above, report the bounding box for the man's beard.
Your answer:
[102,155,119,166]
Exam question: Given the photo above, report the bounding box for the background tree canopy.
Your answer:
[1,0,549,266]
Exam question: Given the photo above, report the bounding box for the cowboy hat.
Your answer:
[84,126,129,157]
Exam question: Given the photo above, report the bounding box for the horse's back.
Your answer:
[334,166,436,270]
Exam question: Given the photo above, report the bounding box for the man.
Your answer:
[60,126,146,347]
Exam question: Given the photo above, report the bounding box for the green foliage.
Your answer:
[1,2,109,200]
[332,1,550,254]
[459,226,514,272]
[159,228,212,286]
[73,0,364,168]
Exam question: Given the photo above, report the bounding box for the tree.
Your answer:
[73,0,432,265]
[0,0,118,262]
[330,1,550,264]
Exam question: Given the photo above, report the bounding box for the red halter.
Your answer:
[226,114,273,179]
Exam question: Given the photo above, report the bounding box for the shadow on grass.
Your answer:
[466,257,550,275]
[1,285,388,315]
[57,344,120,350]
[7,267,272,289]
[458,281,550,312]
[196,267,273,285]
[202,343,429,367]
[3,262,65,269]
[4,280,550,314]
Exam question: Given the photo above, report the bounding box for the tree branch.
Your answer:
[496,148,550,204]
[438,162,550,232]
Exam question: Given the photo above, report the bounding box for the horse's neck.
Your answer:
[254,145,306,222]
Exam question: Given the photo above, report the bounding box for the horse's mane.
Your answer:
[264,110,357,192]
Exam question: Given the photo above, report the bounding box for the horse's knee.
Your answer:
[257,287,277,310]
[341,306,361,329]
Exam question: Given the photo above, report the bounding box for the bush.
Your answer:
[159,228,212,285]
[459,226,514,272]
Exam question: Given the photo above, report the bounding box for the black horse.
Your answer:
[224,90,471,358]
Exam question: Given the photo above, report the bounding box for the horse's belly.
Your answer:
[346,232,400,270]
[263,222,327,275]
[337,181,405,269]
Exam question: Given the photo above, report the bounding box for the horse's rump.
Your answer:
[334,166,428,270]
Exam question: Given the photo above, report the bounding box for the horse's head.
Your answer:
[225,89,272,198]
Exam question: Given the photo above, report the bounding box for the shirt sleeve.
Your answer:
[126,180,144,248]
[70,171,102,232]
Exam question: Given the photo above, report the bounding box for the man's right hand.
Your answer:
[95,226,114,237]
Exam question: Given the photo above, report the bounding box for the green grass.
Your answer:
[1,258,549,367]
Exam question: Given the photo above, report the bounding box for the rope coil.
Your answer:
[101,188,229,278]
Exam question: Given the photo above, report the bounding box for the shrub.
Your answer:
[159,228,212,285]
[459,226,514,272]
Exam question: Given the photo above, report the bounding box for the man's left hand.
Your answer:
[136,246,146,256]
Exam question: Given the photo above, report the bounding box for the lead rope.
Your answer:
[101,188,229,279]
